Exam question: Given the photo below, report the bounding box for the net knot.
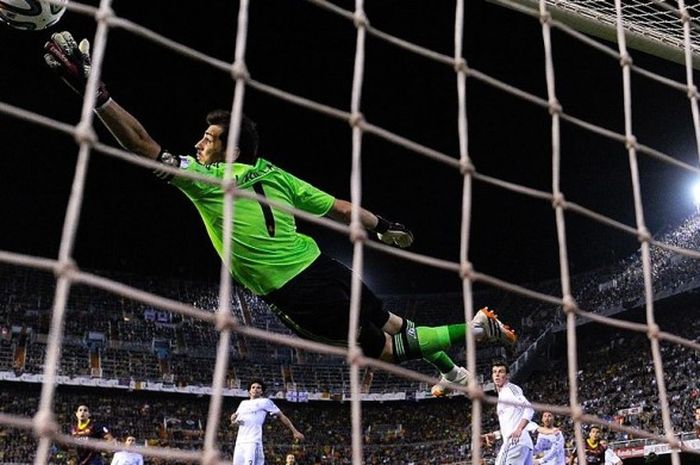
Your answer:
[647,323,660,339]
[33,410,58,438]
[353,10,369,29]
[637,226,651,243]
[562,294,577,315]
[460,159,475,176]
[668,437,682,450]
[619,53,633,67]
[625,135,638,151]
[454,57,469,75]
[467,384,484,400]
[346,346,364,366]
[459,262,474,280]
[570,405,584,421]
[687,84,699,100]
[222,179,237,196]
[54,259,78,280]
[681,10,691,24]
[548,98,562,116]
[231,61,250,81]
[539,11,552,25]
[74,121,97,146]
[551,192,566,209]
[215,311,236,332]
[349,221,368,243]
[95,6,115,23]
[349,112,365,129]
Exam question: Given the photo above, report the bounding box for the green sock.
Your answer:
[423,351,456,374]
[416,323,466,356]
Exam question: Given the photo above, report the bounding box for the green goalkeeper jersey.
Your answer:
[170,157,335,295]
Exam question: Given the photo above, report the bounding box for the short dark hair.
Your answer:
[206,110,259,164]
[491,360,509,373]
[247,378,266,393]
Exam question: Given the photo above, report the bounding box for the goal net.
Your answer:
[1,0,700,465]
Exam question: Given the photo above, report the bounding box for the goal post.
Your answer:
[489,0,700,69]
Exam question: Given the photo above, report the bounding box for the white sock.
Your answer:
[443,366,461,381]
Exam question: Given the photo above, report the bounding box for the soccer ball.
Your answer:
[0,0,67,31]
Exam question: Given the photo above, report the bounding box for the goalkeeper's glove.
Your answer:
[373,215,414,248]
[43,31,111,108]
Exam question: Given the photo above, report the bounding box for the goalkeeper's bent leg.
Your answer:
[391,319,471,363]
[424,351,456,374]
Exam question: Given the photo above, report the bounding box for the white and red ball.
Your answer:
[0,0,67,31]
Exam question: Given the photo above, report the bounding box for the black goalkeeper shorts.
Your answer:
[262,253,390,358]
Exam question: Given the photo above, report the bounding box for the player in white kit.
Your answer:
[231,379,304,465]
[483,361,534,465]
[110,436,144,465]
[527,412,565,465]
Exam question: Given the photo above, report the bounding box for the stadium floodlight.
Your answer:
[691,180,700,208]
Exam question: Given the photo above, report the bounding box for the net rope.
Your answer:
[0,0,699,463]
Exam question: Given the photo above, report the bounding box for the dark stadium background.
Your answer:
[2,2,700,464]
[1,0,698,295]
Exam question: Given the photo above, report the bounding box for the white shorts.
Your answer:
[233,442,264,465]
[497,443,533,465]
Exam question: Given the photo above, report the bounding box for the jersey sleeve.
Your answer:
[512,386,534,422]
[263,399,281,415]
[168,156,216,200]
[541,432,563,462]
[605,448,621,464]
[280,169,335,216]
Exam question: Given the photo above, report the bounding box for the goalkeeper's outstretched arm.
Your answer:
[326,199,414,248]
[95,100,161,159]
[43,31,160,160]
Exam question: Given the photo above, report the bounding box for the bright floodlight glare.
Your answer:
[692,181,700,207]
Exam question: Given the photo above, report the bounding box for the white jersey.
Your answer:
[605,448,622,465]
[110,451,144,465]
[234,398,281,445]
[533,430,566,465]
[497,382,534,449]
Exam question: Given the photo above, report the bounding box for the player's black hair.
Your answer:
[491,359,509,373]
[206,110,259,164]
[247,378,266,393]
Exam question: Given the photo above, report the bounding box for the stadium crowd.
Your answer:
[1,298,698,464]
[0,386,479,465]
[2,214,700,464]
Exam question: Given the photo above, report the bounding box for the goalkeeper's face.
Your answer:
[195,125,225,165]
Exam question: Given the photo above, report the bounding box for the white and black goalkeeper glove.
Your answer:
[43,31,111,108]
[373,216,414,248]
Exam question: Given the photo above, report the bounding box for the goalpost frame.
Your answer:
[488,0,700,70]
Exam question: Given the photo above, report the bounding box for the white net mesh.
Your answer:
[2,0,700,464]
[494,0,700,67]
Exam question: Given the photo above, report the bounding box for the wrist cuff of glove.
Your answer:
[373,215,391,234]
[95,85,111,109]
[95,95,112,111]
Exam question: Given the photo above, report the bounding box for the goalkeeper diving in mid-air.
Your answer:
[43,31,517,394]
